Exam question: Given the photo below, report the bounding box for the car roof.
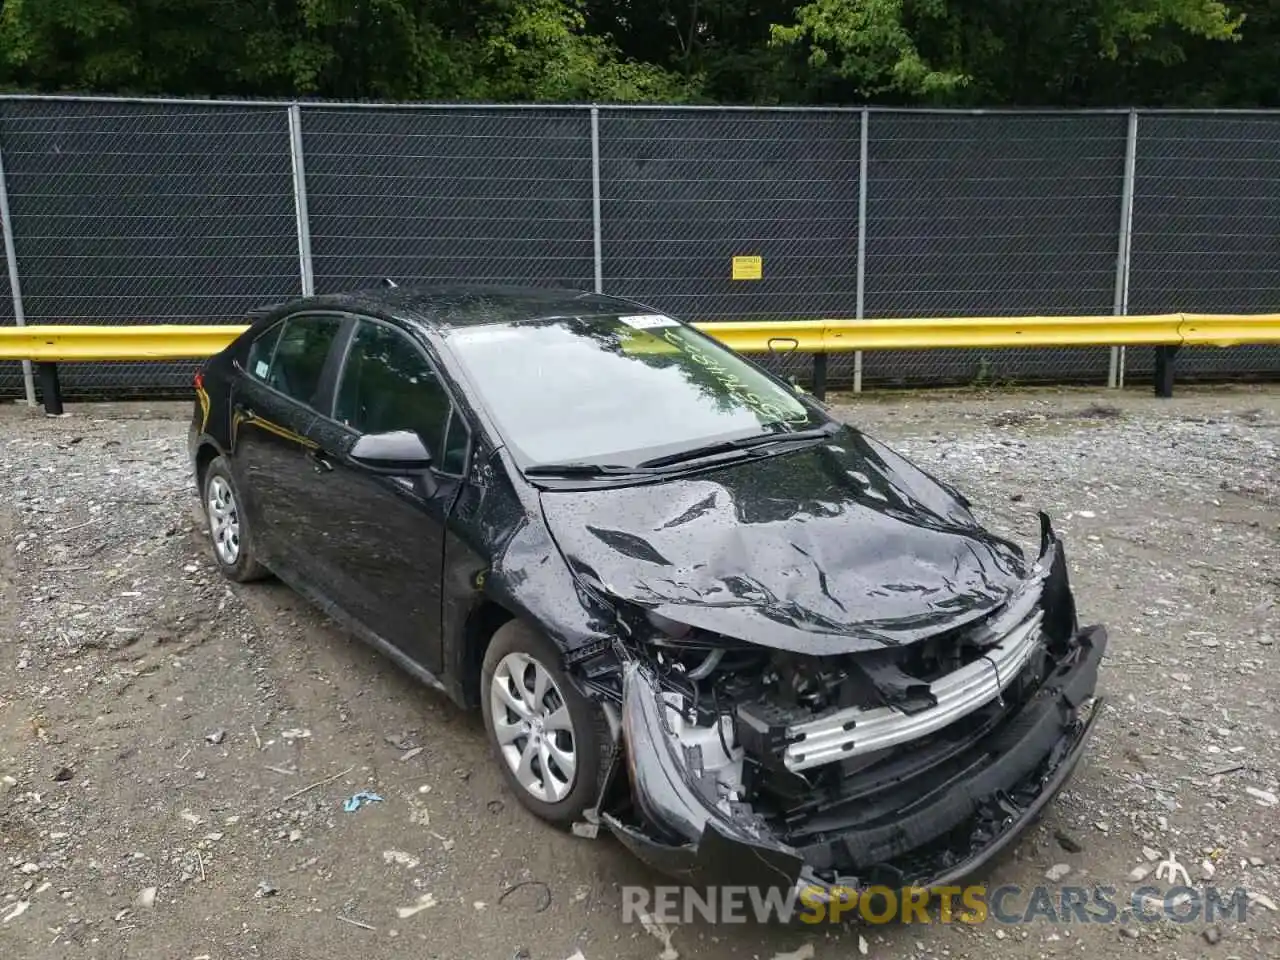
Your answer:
[285,284,641,332]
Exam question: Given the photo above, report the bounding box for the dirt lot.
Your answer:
[0,385,1277,960]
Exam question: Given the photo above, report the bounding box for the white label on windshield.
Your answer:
[619,313,679,330]
[254,360,269,378]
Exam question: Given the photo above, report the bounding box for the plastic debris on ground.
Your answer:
[343,791,384,812]
[395,893,437,919]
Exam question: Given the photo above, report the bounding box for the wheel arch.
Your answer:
[193,439,223,492]
[459,599,516,708]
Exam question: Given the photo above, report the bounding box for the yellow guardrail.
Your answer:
[2,313,1278,412]
[0,324,250,362]
[3,314,1279,362]
[712,314,1280,353]
[694,319,828,354]
[1178,314,1280,347]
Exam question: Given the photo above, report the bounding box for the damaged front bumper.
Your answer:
[601,623,1107,895]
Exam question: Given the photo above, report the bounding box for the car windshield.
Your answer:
[445,313,818,467]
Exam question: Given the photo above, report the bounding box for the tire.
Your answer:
[201,455,269,583]
[481,621,611,826]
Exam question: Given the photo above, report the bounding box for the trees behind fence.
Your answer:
[0,97,1278,396]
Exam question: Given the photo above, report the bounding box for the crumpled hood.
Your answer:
[538,426,1032,654]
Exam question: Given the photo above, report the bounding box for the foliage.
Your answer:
[0,0,688,100]
[769,0,1242,102]
[770,0,966,98]
[0,0,1268,105]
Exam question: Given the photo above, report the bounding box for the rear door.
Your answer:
[229,312,346,579]
[299,318,470,673]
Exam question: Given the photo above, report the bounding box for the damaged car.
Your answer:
[189,285,1106,894]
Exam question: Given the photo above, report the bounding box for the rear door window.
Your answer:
[259,314,343,409]
[245,322,283,382]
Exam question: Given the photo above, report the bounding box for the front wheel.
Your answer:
[481,621,610,826]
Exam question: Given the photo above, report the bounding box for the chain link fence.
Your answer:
[600,108,860,380]
[0,98,300,394]
[303,107,596,292]
[0,251,14,395]
[0,98,1277,399]
[863,112,1128,386]
[1127,113,1280,379]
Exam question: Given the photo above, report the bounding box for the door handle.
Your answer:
[308,449,334,473]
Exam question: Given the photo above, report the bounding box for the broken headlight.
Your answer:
[642,610,768,683]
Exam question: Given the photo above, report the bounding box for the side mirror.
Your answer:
[349,430,432,474]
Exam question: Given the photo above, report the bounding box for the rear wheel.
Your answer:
[481,621,609,826]
[202,456,269,582]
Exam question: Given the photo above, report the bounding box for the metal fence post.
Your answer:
[590,106,604,294]
[1110,109,1139,389]
[0,136,37,408]
[853,109,870,394]
[287,104,315,296]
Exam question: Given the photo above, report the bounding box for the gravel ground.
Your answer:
[0,385,1277,960]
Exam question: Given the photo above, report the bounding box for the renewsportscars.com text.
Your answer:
[622,884,1251,925]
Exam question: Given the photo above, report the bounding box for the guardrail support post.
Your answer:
[812,354,828,401]
[1153,345,1179,398]
[35,362,63,416]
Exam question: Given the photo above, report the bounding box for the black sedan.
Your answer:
[189,285,1105,895]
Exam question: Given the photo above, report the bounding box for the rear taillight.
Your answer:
[193,371,204,391]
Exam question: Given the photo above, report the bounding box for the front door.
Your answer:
[300,318,470,675]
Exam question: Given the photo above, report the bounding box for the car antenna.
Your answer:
[382,278,398,288]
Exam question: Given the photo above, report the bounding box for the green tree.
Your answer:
[769,0,1243,102]
[0,0,292,93]
[0,0,688,100]
[771,0,963,98]
[1115,0,1280,105]
[0,0,1267,106]
[585,0,806,102]
[287,0,471,99]
[470,0,691,100]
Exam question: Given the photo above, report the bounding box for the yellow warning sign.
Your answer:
[732,255,763,281]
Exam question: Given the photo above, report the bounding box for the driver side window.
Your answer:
[335,321,453,466]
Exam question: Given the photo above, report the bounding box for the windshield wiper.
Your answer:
[525,423,841,478]
[523,462,654,478]
[636,422,840,469]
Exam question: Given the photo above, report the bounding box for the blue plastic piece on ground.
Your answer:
[342,791,384,812]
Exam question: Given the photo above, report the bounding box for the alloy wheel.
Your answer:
[207,475,241,565]
[489,651,578,803]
